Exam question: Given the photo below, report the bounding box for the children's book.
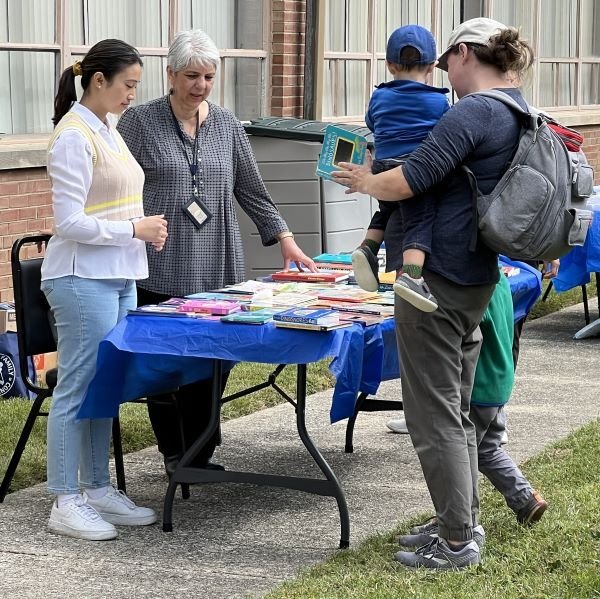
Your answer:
[178,299,241,315]
[338,313,384,327]
[317,288,379,303]
[315,262,354,272]
[270,270,349,284]
[273,307,339,326]
[270,292,319,307]
[128,305,201,318]
[220,309,275,325]
[273,321,351,332]
[309,300,393,316]
[316,125,368,183]
[313,253,353,265]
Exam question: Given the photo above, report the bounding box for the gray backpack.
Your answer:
[463,89,594,260]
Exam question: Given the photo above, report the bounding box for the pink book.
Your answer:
[178,300,241,315]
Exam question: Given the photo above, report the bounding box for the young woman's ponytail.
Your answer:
[52,63,80,127]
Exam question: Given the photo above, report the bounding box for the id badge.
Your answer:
[183,196,212,229]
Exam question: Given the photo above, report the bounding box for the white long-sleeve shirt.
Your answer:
[42,103,148,281]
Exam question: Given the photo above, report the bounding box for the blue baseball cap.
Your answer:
[386,24,437,65]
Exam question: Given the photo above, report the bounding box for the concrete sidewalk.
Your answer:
[1,301,599,598]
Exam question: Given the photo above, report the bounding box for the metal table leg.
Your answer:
[163,361,351,549]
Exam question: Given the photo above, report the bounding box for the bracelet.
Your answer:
[132,222,136,238]
[278,231,294,241]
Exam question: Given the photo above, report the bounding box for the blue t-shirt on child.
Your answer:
[366,79,449,159]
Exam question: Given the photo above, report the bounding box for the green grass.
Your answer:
[0,360,334,494]
[528,277,597,320]
[0,276,595,495]
[263,420,600,599]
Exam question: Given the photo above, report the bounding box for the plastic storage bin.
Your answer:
[238,118,377,278]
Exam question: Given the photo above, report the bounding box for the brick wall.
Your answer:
[580,125,600,184]
[270,0,306,117]
[0,168,52,302]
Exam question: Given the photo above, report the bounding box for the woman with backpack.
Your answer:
[333,17,534,570]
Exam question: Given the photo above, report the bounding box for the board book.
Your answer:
[316,124,368,183]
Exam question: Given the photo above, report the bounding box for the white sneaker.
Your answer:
[85,487,157,526]
[386,418,409,434]
[48,494,117,541]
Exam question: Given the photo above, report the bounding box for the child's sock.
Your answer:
[401,264,423,279]
[361,239,380,255]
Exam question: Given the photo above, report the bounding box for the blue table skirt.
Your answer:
[79,258,541,424]
[553,209,600,292]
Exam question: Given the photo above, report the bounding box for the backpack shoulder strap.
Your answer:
[465,89,531,115]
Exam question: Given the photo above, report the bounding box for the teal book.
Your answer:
[220,309,275,325]
[316,125,368,183]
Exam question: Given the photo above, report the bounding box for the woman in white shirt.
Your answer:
[41,39,167,541]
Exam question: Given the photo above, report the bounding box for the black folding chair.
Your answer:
[0,235,128,501]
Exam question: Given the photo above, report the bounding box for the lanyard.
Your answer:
[168,98,200,197]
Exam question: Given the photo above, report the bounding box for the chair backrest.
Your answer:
[11,235,56,393]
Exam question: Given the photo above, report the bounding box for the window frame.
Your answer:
[0,0,271,140]
[319,0,600,124]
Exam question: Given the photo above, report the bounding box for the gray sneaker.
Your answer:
[394,538,480,570]
[393,272,438,312]
[398,521,486,549]
[351,246,379,292]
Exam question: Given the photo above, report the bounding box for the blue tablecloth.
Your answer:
[553,209,600,292]
[80,258,541,424]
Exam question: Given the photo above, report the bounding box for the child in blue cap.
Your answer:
[352,24,449,312]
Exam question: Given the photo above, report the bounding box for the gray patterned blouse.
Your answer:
[117,96,288,297]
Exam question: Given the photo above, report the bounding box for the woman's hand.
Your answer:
[134,214,168,251]
[279,237,317,272]
[542,259,560,279]
[36,228,54,253]
[331,152,374,194]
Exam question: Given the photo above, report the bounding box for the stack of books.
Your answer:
[270,270,349,284]
[273,308,349,331]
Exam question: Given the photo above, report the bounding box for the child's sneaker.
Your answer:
[351,246,380,292]
[516,491,548,525]
[85,487,157,526]
[48,494,117,541]
[393,272,438,312]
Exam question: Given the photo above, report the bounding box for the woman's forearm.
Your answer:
[332,162,414,200]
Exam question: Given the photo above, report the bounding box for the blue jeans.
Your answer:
[41,276,136,495]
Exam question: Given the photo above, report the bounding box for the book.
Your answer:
[270,270,349,283]
[338,313,384,327]
[273,307,340,326]
[274,320,351,332]
[315,262,354,272]
[315,125,368,183]
[220,309,275,325]
[178,299,241,315]
[270,292,320,307]
[128,305,202,318]
[308,301,394,316]
[313,253,353,265]
[317,288,379,303]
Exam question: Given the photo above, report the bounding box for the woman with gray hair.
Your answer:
[117,29,315,475]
